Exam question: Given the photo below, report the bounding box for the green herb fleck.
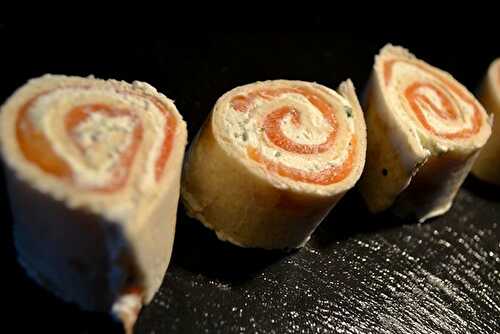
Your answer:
[344,106,353,118]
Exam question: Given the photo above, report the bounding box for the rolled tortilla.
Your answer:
[472,59,500,185]
[359,45,492,222]
[182,80,366,249]
[0,75,187,332]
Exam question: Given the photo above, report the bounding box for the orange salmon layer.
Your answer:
[230,86,356,185]
[384,59,483,140]
[16,87,177,192]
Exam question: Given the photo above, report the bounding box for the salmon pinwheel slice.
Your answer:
[182,80,367,249]
[472,59,500,185]
[0,75,187,333]
[359,45,492,222]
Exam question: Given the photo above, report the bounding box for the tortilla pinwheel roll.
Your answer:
[182,80,366,249]
[472,59,500,185]
[359,45,492,222]
[0,75,187,333]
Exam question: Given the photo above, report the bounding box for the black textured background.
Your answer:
[1,28,499,333]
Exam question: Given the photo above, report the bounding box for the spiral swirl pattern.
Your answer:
[13,79,177,192]
[215,81,362,185]
[383,58,484,141]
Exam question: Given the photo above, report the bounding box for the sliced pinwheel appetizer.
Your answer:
[472,58,500,185]
[359,45,492,222]
[182,79,366,249]
[0,75,187,333]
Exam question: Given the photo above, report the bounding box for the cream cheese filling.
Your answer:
[221,90,355,173]
[26,88,167,190]
[385,62,477,146]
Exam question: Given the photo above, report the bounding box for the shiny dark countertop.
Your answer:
[1,30,499,333]
[135,183,500,334]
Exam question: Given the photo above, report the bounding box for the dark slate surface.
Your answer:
[1,29,499,333]
[133,184,500,334]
